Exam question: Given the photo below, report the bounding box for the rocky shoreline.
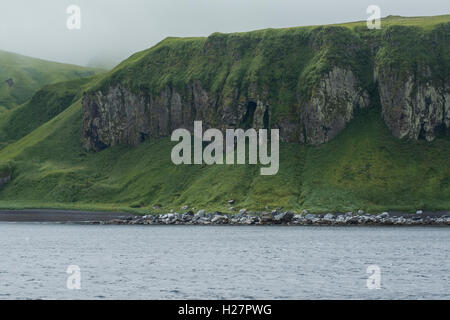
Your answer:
[103,209,450,226]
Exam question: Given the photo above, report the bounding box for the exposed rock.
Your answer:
[259,212,274,223]
[5,78,14,88]
[82,70,369,150]
[273,211,294,223]
[300,67,370,145]
[182,211,194,221]
[211,215,228,224]
[376,66,449,142]
[196,209,206,216]
[379,212,390,218]
[0,174,12,189]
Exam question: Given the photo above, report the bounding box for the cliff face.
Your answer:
[82,66,370,150]
[299,67,370,144]
[82,19,450,151]
[376,68,449,141]
[374,23,450,141]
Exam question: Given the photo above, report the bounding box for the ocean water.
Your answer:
[0,223,449,300]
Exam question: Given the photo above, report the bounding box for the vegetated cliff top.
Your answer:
[0,50,104,111]
[92,14,449,98]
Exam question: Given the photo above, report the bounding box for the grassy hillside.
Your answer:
[0,76,100,149]
[0,50,103,111]
[0,99,448,214]
[0,15,448,213]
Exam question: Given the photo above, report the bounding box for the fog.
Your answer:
[0,0,448,68]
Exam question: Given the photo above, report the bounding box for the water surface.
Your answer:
[0,223,449,299]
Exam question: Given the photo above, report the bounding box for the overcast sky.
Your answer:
[0,0,448,67]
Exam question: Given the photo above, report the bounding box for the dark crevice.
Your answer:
[241,101,257,129]
[140,132,149,143]
[434,122,448,138]
[263,107,270,129]
[418,124,427,140]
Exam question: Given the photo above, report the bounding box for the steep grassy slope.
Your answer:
[0,15,448,213]
[0,99,448,213]
[0,50,102,110]
[0,76,101,149]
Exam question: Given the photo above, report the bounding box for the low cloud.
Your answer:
[0,0,448,67]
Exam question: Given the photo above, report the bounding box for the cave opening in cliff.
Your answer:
[242,101,257,129]
[139,132,149,143]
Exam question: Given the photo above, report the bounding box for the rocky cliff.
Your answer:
[374,23,450,141]
[82,18,449,151]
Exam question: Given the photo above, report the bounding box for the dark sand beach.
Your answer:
[0,209,136,222]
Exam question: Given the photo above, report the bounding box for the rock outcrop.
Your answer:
[299,67,370,144]
[376,67,449,141]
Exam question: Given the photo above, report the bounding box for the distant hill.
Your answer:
[86,55,121,71]
[0,50,103,111]
[0,76,100,149]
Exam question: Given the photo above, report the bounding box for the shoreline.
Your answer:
[105,210,450,226]
[0,209,135,222]
[1,209,449,226]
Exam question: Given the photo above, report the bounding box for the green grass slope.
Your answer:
[0,15,448,213]
[0,50,103,111]
[0,100,448,213]
[0,76,100,149]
